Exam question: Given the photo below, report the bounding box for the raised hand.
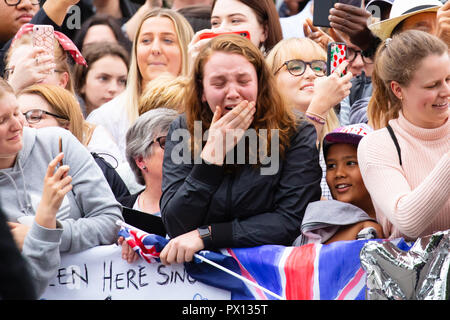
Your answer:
[328,3,374,50]
[35,152,72,229]
[436,1,450,47]
[201,100,256,165]
[308,60,353,117]
[8,47,55,93]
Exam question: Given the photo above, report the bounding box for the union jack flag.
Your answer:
[118,225,412,300]
[118,227,168,263]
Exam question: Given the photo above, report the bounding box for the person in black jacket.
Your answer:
[0,207,36,300]
[159,34,322,265]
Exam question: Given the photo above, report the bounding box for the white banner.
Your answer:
[41,244,231,300]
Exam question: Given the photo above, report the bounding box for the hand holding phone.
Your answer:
[32,25,55,64]
[327,42,348,76]
[58,136,63,167]
[313,0,362,28]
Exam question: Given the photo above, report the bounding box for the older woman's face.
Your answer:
[211,0,267,49]
[136,16,182,85]
[202,51,258,115]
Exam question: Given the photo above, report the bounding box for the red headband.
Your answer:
[12,23,87,67]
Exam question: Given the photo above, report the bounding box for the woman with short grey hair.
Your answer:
[119,108,178,214]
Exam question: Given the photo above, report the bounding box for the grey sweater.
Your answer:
[0,127,123,297]
[293,200,376,246]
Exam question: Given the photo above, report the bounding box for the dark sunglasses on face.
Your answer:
[275,59,327,77]
[23,109,69,124]
[347,48,373,64]
[149,136,166,150]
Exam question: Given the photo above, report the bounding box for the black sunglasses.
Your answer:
[149,136,166,150]
[275,59,327,77]
[23,109,69,124]
[347,48,373,64]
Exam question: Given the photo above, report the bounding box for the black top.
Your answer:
[0,208,36,299]
[160,114,322,249]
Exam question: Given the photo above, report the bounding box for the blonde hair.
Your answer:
[266,37,339,142]
[6,34,75,94]
[0,79,14,99]
[368,30,448,129]
[125,8,193,125]
[138,73,189,115]
[18,84,95,146]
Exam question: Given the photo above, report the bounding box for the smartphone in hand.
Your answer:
[327,42,348,76]
[58,136,63,167]
[32,25,55,60]
[313,0,362,28]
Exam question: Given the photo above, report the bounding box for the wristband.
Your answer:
[305,113,326,125]
[197,225,213,249]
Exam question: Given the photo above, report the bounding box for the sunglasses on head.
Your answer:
[275,59,327,77]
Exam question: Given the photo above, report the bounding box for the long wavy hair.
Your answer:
[368,30,448,129]
[185,34,298,166]
[124,8,193,125]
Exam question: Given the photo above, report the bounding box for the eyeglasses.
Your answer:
[149,136,166,150]
[347,48,373,64]
[275,59,327,77]
[23,109,69,124]
[4,0,40,6]
[3,67,63,81]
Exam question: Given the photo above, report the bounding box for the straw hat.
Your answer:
[368,0,442,40]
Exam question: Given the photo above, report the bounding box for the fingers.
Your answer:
[226,101,256,129]
[210,105,223,125]
[333,3,371,18]
[8,222,20,229]
[121,241,139,263]
[444,1,450,10]
[332,60,349,77]
[46,152,64,177]
[159,239,197,265]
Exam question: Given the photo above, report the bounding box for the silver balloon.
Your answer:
[360,230,449,300]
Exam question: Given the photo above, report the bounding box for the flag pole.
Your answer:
[116,220,285,300]
[193,252,284,300]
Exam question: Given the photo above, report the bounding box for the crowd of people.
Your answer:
[0,0,448,299]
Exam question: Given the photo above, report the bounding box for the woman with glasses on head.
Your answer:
[266,37,352,199]
[17,84,130,200]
